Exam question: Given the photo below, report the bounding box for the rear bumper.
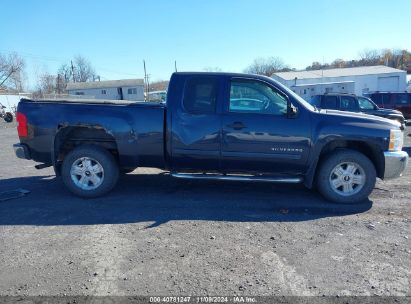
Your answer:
[13,143,31,160]
[383,151,408,179]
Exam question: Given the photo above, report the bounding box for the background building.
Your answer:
[66,79,144,101]
[272,65,407,100]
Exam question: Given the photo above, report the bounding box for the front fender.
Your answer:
[304,113,390,188]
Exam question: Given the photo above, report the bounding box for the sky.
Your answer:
[1,0,410,89]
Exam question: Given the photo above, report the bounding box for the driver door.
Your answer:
[221,77,311,174]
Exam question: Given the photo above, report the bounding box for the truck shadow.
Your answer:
[0,174,372,227]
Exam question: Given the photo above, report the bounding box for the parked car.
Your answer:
[365,92,411,120]
[309,94,406,128]
[13,72,408,204]
[146,90,167,102]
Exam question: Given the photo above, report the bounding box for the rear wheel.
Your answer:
[61,145,119,198]
[316,150,376,204]
[4,112,13,123]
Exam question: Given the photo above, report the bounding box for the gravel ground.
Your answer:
[0,119,410,297]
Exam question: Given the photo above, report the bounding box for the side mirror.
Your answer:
[287,103,298,118]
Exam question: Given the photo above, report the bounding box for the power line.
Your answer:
[0,50,143,78]
[1,50,178,81]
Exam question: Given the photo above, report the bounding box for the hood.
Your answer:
[374,108,403,116]
[319,109,401,128]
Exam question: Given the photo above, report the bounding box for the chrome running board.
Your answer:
[171,173,303,184]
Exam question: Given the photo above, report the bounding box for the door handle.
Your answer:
[227,121,246,130]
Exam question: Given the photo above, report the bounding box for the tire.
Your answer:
[316,149,376,204]
[4,112,13,123]
[61,145,119,198]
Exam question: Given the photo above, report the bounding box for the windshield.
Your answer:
[358,97,376,110]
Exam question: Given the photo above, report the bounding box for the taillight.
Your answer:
[16,112,28,137]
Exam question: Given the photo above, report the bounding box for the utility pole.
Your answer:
[175,60,177,72]
[321,56,324,94]
[143,60,150,101]
[56,74,61,94]
[71,60,76,82]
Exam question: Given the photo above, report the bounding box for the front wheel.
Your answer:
[316,150,376,204]
[61,145,119,198]
[4,112,13,123]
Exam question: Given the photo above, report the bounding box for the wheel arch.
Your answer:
[53,125,119,175]
[304,139,384,188]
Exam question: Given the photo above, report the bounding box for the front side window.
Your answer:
[183,77,218,113]
[229,79,287,115]
[101,90,107,95]
[128,88,137,94]
[340,96,358,111]
[358,97,375,110]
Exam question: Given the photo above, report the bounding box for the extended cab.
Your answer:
[14,72,408,203]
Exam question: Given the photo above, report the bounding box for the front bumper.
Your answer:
[384,151,408,179]
[13,143,31,160]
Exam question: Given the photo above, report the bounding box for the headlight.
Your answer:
[389,129,404,151]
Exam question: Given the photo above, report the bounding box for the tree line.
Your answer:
[0,52,25,91]
[35,56,97,97]
[244,48,411,76]
[0,48,410,95]
[0,52,97,96]
[305,49,411,71]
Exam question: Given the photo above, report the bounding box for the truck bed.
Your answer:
[22,97,163,105]
[17,98,166,170]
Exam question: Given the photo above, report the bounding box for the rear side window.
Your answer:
[323,96,338,109]
[340,96,358,111]
[393,93,411,105]
[183,77,218,113]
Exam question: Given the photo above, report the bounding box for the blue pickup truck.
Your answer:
[14,72,408,203]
